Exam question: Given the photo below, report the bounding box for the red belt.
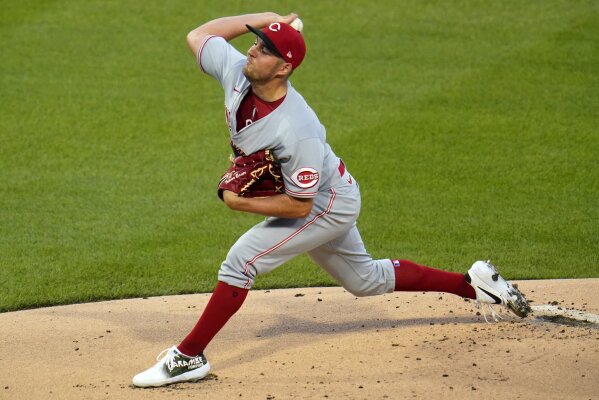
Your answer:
[338,159,346,176]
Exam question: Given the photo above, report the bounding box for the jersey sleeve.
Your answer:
[280,138,324,199]
[197,35,245,85]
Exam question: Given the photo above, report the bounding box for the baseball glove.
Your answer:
[217,149,285,200]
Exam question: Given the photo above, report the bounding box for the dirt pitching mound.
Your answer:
[1,279,598,400]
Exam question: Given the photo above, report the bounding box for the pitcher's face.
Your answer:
[243,38,287,82]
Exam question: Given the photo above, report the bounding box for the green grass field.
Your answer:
[1,0,597,312]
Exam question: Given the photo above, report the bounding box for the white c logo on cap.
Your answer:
[269,23,281,32]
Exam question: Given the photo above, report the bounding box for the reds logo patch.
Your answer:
[292,167,319,189]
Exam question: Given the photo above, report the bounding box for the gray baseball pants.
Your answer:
[218,174,396,297]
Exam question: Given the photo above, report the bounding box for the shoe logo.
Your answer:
[478,287,502,305]
[166,356,205,372]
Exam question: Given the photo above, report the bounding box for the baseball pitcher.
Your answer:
[132,12,531,387]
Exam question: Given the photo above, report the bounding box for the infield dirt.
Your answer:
[1,279,598,400]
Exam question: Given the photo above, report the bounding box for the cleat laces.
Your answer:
[476,301,504,324]
[156,347,178,371]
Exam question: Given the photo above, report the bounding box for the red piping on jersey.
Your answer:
[242,188,337,288]
[197,35,218,74]
[285,188,317,198]
[338,159,346,176]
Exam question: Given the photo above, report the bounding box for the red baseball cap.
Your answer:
[246,22,306,69]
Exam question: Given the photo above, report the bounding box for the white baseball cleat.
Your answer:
[465,260,531,323]
[132,346,211,387]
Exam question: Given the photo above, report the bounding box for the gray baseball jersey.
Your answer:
[197,35,395,295]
